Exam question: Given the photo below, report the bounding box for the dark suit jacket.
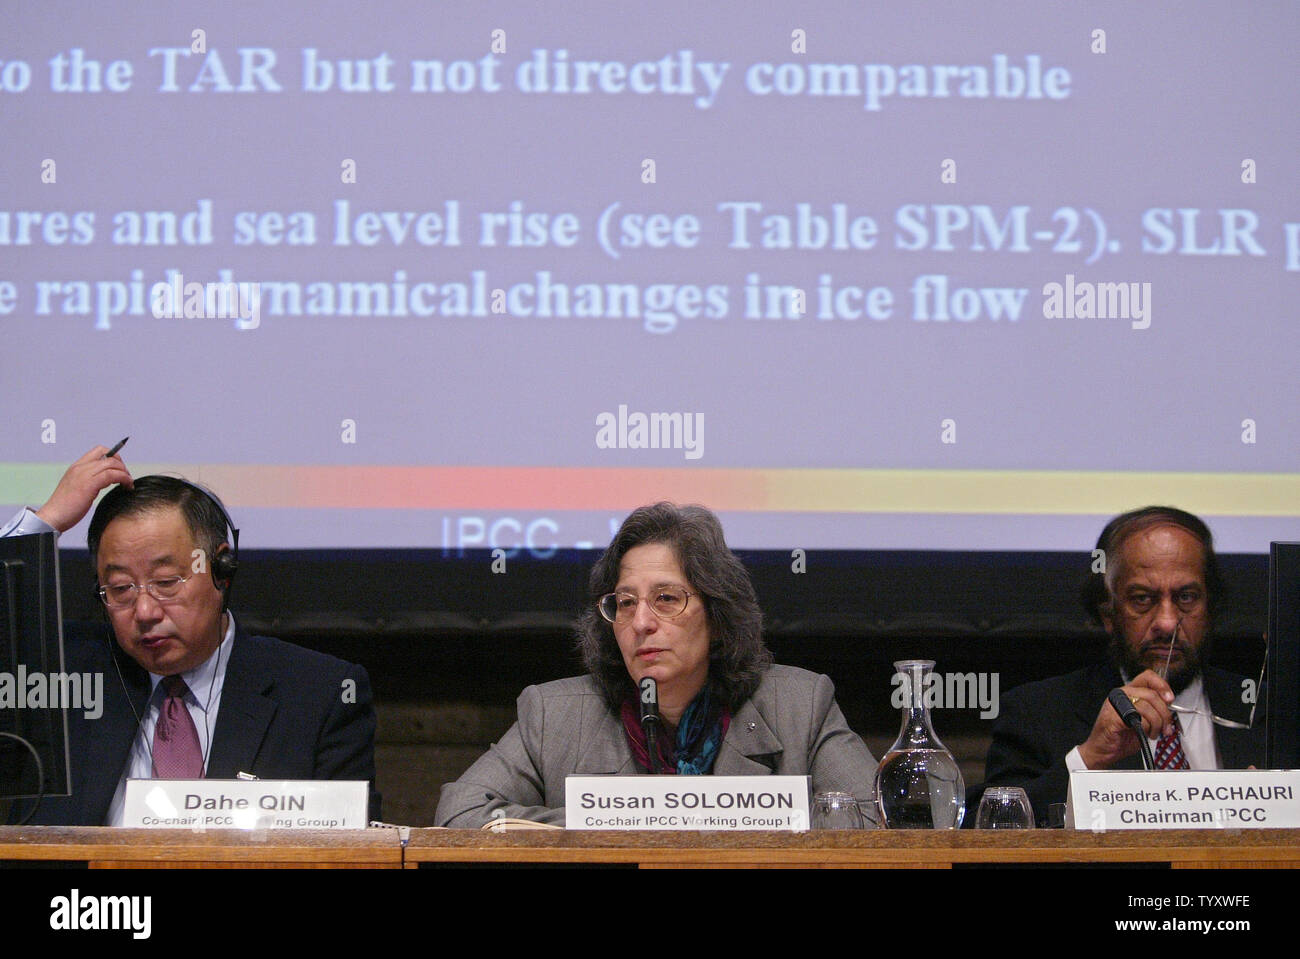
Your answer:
[15,620,379,825]
[982,663,1263,822]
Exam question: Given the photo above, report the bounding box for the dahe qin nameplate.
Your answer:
[123,779,369,829]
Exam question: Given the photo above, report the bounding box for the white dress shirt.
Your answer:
[0,507,56,538]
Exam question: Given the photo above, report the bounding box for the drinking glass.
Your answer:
[812,791,865,829]
[975,786,1034,829]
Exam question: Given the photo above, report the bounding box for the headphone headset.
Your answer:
[182,479,240,610]
[92,476,240,613]
[93,476,238,766]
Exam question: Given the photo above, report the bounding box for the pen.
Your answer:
[104,437,129,458]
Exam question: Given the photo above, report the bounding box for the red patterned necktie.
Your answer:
[1154,713,1191,770]
[152,675,204,779]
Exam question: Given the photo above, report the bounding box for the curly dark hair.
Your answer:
[576,503,772,712]
[1079,505,1226,627]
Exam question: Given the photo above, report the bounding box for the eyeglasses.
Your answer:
[1160,619,1262,730]
[97,575,193,609]
[598,586,694,624]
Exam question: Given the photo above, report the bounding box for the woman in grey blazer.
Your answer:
[435,502,877,827]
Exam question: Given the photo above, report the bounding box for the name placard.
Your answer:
[564,775,810,830]
[1066,769,1300,830]
[122,779,369,829]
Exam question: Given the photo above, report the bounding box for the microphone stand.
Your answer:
[639,677,665,774]
[644,719,664,775]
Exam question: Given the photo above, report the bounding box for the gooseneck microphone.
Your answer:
[1108,688,1156,771]
[639,677,664,775]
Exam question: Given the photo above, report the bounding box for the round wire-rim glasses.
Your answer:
[597,587,695,624]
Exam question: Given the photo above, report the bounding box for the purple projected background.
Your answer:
[2,1,1297,551]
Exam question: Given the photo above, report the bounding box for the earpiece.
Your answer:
[177,480,240,611]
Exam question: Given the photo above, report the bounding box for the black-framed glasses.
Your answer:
[598,586,694,624]
[97,575,193,609]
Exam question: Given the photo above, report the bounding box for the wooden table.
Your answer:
[404,828,1300,869]
[0,826,403,868]
[2,826,1297,868]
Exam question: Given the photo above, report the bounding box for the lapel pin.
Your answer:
[747,722,756,732]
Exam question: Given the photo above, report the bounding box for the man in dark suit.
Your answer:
[983,506,1263,822]
[9,468,378,825]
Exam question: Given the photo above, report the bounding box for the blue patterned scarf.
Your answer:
[620,684,732,775]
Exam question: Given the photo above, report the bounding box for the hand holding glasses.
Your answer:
[1159,619,1260,730]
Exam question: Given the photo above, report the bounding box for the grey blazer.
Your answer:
[435,664,877,828]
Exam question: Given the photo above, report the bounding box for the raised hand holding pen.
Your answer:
[35,439,133,533]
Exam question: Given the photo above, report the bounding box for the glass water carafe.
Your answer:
[875,659,966,829]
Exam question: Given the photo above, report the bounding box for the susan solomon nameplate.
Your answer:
[123,779,369,829]
[564,775,811,830]
[1065,769,1300,830]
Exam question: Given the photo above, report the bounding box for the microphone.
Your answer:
[639,677,664,775]
[1107,688,1156,771]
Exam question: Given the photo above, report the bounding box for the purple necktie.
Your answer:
[152,675,204,779]
[1154,713,1191,770]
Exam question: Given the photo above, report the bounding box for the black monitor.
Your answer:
[0,531,72,805]
[1266,542,1300,769]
